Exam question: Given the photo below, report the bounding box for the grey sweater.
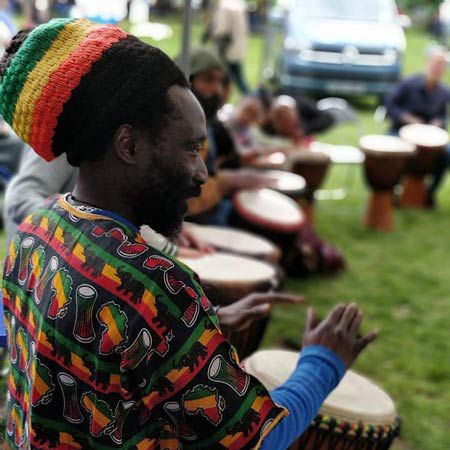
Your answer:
[4,148,78,242]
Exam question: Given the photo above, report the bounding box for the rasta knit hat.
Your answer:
[0,18,188,166]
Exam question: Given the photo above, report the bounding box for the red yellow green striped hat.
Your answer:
[0,19,131,161]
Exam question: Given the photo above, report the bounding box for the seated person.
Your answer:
[258,87,334,139]
[211,72,242,169]
[185,47,271,225]
[385,46,450,207]
[1,21,376,449]
[262,95,305,146]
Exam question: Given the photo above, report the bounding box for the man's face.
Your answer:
[426,53,447,84]
[132,86,208,238]
[191,68,224,120]
[237,98,263,127]
[272,105,301,138]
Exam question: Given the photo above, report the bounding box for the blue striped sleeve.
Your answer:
[261,345,346,450]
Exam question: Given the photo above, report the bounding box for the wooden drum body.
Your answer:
[399,124,449,208]
[244,350,401,450]
[179,253,281,360]
[291,151,331,223]
[231,188,305,253]
[360,135,415,231]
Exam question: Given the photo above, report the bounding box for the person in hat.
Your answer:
[1,19,376,449]
[186,47,272,225]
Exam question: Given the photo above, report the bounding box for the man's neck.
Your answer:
[72,168,139,227]
[424,77,438,91]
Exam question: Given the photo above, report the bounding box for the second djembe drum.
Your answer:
[291,150,331,224]
[179,252,281,360]
[360,135,415,231]
[399,124,449,208]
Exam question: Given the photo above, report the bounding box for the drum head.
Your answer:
[244,349,397,427]
[311,142,365,164]
[265,170,307,196]
[359,135,415,157]
[186,225,277,257]
[290,149,331,165]
[233,189,305,233]
[253,152,288,170]
[399,124,449,148]
[179,252,276,288]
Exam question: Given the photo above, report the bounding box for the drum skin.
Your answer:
[231,189,305,252]
[186,225,281,264]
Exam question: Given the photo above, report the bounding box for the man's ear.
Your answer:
[113,124,138,164]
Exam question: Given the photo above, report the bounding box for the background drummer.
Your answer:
[185,47,273,225]
[385,46,450,207]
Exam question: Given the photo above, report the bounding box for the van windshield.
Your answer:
[292,0,397,22]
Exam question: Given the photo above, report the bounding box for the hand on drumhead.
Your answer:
[302,304,378,369]
[217,293,305,331]
[402,113,423,125]
[221,169,274,193]
[178,226,215,254]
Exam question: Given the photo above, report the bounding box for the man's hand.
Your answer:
[430,118,444,128]
[402,113,423,125]
[217,293,305,331]
[220,169,274,194]
[302,304,378,369]
[178,225,215,254]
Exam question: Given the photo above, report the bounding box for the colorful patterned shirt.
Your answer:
[2,194,287,449]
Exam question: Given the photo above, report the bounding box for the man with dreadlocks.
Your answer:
[0,20,376,449]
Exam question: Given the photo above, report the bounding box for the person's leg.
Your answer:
[227,62,250,95]
[427,144,450,206]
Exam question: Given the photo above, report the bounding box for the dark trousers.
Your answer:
[428,145,450,196]
[227,62,250,95]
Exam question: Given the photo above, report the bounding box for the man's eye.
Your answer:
[189,143,203,154]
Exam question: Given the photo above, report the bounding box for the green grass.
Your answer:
[1,15,449,450]
[137,18,449,450]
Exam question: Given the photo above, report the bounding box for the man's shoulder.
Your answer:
[400,74,424,88]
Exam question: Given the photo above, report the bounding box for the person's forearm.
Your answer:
[261,346,345,450]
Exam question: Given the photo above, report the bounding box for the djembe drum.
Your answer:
[265,169,307,200]
[186,224,281,264]
[399,124,449,208]
[248,151,289,171]
[359,135,415,231]
[244,350,401,450]
[291,150,331,223]
[179,252,280,360]
[231,188,305,252]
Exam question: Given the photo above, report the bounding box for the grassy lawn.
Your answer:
[1,13,449,450]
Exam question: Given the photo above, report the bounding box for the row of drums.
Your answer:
[178,224,401,450]
[247,122,449,232]
[362,123,449,231]
[170,163,402,449]
[173,125,442,448]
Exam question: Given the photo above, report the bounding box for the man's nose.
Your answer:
[194,156,208,185]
